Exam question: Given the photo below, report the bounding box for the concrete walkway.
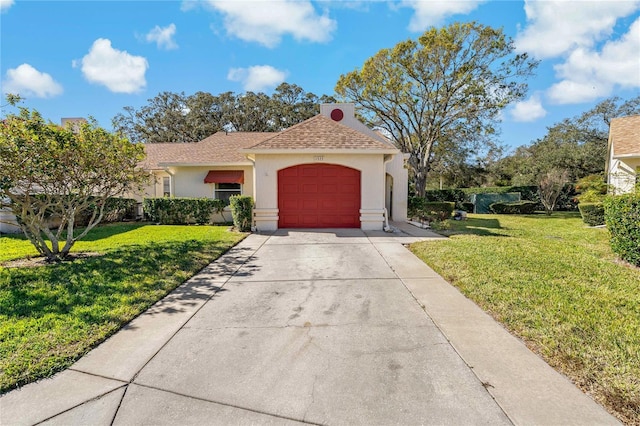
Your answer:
[0,225,618,425]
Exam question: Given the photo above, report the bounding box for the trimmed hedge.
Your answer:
[425,189,467,207]
[578,203,605,226]
[604,194,640,266]
[489,201,537,214]
[425,185,578,211]
[460,202,475,213]
[409,197,457,221]
[229,195,253,232]
[143,197,225,225]
[425,202,455,221]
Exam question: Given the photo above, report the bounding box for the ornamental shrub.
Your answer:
[143,197,225,225]
[489,201,537,214]
[578,203,605,226]
[424,202,455,221]
[604,194,640,266]
[229,195,253,232]
[408,196,427,219]
[408,198,454,222]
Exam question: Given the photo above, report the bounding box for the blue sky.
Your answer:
[2,0,639,151]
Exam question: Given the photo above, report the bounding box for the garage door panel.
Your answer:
[278,164,360,228]
[301,168,318,177]
[281,183,298,194]
[302,200,318,209]
[302,183,318,193]
[280,168,299,178]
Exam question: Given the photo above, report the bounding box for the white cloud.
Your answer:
[227,65,288,91]
[510,93,547,122]
[547,17,640,104]
[2,64,63,98]
[515,0,640,59]
[76,38,148,94]
[205,0,336,47]
[401,0,485,31]
[145,23,178,50]
[0,0,14,12]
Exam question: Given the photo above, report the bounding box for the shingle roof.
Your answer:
[141,132,271,169]
[610,115,640,157]
[141,114,397,169]
[245,114,396,151]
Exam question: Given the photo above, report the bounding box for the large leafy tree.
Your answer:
[1,104,149,262]
[335,22,537,196]
[113,83,336,143]
[492,96,640,186]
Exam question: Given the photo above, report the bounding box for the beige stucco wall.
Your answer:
[252,153,389,231]
[384,152,408,222]
[162,165,254,199]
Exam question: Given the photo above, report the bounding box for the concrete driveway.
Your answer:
[1,226,618,425]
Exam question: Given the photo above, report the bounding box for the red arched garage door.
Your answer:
[278,163,361,228]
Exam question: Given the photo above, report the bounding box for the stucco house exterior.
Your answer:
[606,115,640,194]
[141,103,408,231]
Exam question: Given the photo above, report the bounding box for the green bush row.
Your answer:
[408,197,455,221]
[143,198,226,225]
[424,185,578,212]
[578,203,605,226]
[489,201,537,214]
[604,194,640,266]
[229,196,253,232]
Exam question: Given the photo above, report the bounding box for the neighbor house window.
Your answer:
[162,176,170,197]
[215,183,241,205]
[203,170,244,204]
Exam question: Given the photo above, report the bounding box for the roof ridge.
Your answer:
[245,114,323,149]
[246,114,392,151]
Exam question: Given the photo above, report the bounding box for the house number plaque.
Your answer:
[313,156,324,161]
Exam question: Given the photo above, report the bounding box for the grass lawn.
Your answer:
[410,212,640,424]
[0,223,246,393]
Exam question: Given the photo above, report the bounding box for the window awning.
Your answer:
[204,170,244,184]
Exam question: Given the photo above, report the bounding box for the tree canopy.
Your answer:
[335,22,538,196]
[1,103,149,261]
[112,83,336,144]
[490,96,640,186]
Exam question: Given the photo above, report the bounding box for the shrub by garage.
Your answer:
[229,195,253,232]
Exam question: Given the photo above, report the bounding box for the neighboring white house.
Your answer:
[606,115,640,194]
[141,104,408,231]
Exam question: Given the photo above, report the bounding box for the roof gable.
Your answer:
[610,115,640,157]
[244,114,396,152]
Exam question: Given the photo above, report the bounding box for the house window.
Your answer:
[162,176,171,197]
[215,183,241,205]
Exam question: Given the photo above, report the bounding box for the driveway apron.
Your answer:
[0,228,619,425]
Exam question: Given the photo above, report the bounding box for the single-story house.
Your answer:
[140,103,408,231]
[606,115,640,194]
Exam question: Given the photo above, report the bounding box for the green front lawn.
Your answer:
[411,212,639,424]
[0,223,246,393]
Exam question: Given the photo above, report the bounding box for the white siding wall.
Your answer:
[609,159,639,194]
